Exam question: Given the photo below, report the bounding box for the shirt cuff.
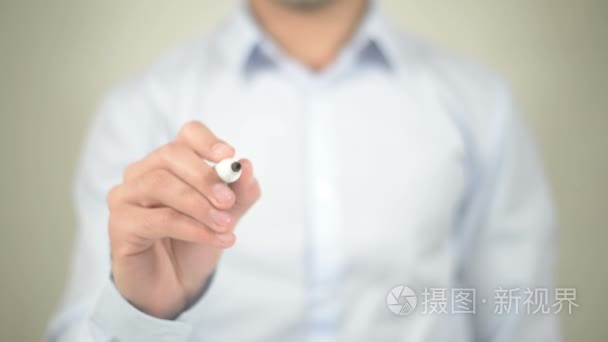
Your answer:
[90,280,193,342]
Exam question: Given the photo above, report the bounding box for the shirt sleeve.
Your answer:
[89,280,193,341]
[459,82,560,341]
[45,81,198,341]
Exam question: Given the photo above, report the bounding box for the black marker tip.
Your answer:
[231,161,242,172]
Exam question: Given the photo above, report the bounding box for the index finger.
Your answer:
[176,121,235,162]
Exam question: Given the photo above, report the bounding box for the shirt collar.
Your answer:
[215,0,401,76]
[345,0,399,70]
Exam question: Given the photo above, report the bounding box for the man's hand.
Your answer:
[107,121,260,319]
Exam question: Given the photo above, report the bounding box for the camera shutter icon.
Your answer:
[387,285,417,315]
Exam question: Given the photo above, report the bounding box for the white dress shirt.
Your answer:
[47,2,559,341]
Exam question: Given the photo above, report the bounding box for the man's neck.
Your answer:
[250,0,368,71]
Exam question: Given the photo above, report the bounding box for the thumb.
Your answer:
[229,158,261,218]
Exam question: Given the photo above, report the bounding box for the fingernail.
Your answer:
[217,233,235,245]
[212,183,235,204]
[211,142,233,159]
[210,209,232,227]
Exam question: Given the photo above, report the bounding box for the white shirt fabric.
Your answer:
[47,2,559,341]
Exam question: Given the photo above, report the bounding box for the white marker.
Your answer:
[214,158,242,184]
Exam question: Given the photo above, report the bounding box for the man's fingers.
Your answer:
[120,169,235,233]
[111,206,235,249]
[123,142,236,210]
[146,207,235,248]
[176,121,234,162]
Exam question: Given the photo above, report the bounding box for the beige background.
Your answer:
[0,0,606,340]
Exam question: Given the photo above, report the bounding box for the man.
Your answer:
[47,0,559,341]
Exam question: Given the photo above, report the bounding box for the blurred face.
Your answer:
[274,0,336,10]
